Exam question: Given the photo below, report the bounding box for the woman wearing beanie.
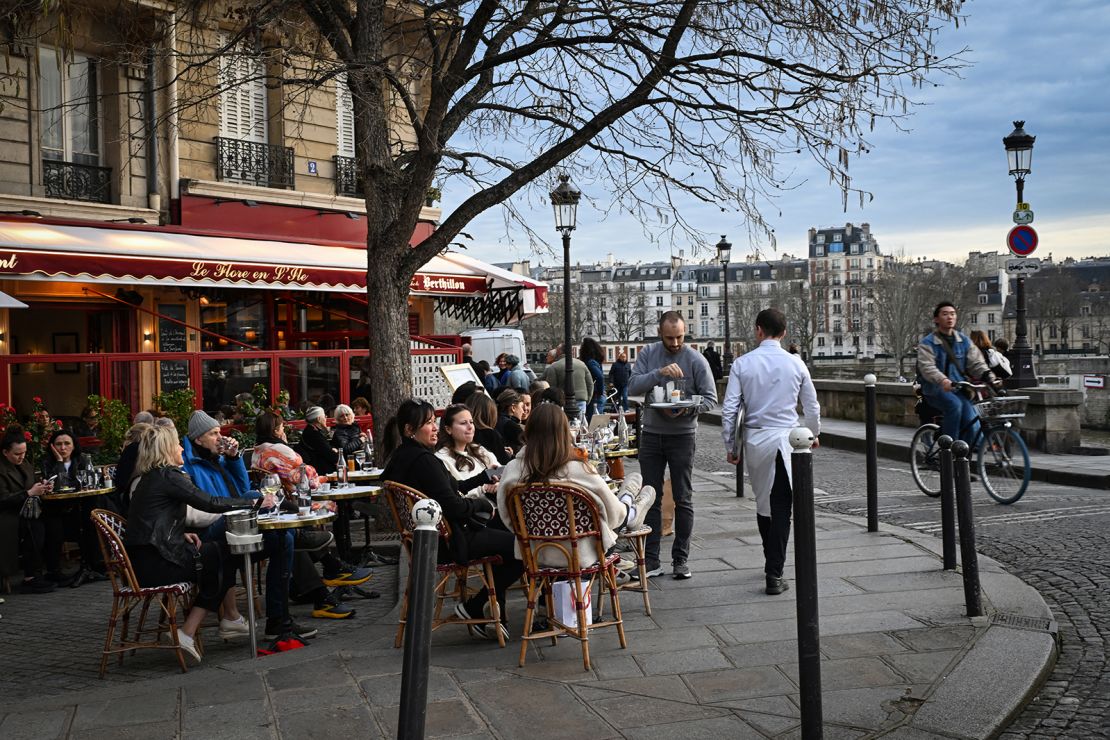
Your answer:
[296,406,337,475]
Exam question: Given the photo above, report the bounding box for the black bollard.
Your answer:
[951,441,983,617]
[398,499,442,740]
[790,428,823,738]
[937,435,958,571]
[863,374,878,532]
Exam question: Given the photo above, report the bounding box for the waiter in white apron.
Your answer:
[720,308,820,595]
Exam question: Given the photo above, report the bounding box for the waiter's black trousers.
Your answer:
[756,451,793,578]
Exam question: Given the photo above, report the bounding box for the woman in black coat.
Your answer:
[296,406,337,475]
[124,424,255,662]
[494,389,526,456]
[466,393,513,465]
[382,400,522,639]
[0,429,60,593]
[331,404,367,457]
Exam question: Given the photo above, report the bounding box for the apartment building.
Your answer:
[807,222,887,358]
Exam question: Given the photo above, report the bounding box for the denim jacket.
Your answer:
[916,330,989,391]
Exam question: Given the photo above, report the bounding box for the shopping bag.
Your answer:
[552,580,593,628]
[662,479,675,537]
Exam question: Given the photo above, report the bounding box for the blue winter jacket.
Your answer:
[181,436,253,499]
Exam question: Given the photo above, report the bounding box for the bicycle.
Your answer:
[909,381,1031,504]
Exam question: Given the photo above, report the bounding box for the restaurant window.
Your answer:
[200,296,268,351]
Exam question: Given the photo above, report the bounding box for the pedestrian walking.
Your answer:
[608,351,631,411]
[721,308,820,595]
[702,341,722,381]
[628,311,717,579]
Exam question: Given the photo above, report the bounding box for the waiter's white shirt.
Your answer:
[720,339,821,516]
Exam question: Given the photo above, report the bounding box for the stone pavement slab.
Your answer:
[0,466,1057,739]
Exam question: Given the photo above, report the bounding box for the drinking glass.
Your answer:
[261,474,283,510]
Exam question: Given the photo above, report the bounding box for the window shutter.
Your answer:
[218,33,267,143]
[335,72,355,157]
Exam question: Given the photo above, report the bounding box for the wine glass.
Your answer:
[260,473,283,511]
[76,469,91,490]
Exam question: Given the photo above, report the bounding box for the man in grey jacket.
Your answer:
[628,311,717,579]
[543,344,594,417]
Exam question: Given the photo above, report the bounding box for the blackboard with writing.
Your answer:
[158,305,190,391]
[158,305,188,353]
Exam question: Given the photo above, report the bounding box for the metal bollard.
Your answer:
[863,373,878,532]
[790,428,823,738]
[951,441,983,617]
[936,435,958,571]
[397,499,443,740]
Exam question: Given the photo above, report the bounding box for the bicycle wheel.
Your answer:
[909,423,942,497]
[978,427,1030,504]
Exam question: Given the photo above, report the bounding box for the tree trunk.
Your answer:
[365,242,413,452]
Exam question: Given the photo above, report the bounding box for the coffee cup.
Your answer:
[319,482,331,492]
[298,506,311,518]
[652,387,665,403]
[691,394,703,406]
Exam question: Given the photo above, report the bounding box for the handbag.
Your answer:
[19,494,42,519]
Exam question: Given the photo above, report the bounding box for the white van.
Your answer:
[461,328,536,380]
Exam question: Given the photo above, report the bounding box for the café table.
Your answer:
[602,447,638,480]
[43,486,115,586]
[250,510,336,657]
[344,467,383,483]
[312,485,381,561]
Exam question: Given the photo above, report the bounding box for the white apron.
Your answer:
[744,427,795,517]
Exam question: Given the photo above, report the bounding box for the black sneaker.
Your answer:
[453,602,509,641]
[264,618,318,640]
[765,576,789,596]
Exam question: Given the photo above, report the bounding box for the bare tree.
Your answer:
[874,260,952,376]
[771,276,817,362]
[605,283,649,342]
[16,0,968,424]
[1026,267,1085,354]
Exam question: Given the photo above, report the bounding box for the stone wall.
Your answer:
[813,379,918,427]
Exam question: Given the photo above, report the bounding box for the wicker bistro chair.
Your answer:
[89,509,196,676]
[505,482,627,671]
[381,481,506,649]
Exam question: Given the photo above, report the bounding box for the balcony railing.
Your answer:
[43,159,111,203]
[214,137,294,190]
[333,155,362,197]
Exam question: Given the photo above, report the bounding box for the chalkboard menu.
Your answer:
[158,305,190,391]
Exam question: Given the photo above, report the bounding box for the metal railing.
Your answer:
[214,137,295,190]
[42,159,112,203]
[333,155,362,197]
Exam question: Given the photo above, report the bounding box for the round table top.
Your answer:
[313,484,381,501]
[257,511,335,530]
[344,468,383,481]
[43,486,113,501]
[604,448,638,458]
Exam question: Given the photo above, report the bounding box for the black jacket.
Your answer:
[474,427,512,465]
[331,423,364,456]
[382,438,491,563]
[125,466,253,571]
[495,414,524,454]
[297,424,337,475]
[608,359,632,388]
[40,455,94,491]
[0,456,35,577]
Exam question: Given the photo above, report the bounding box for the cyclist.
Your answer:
[916,301,1003,445]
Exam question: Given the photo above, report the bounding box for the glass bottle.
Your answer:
[336,449,348,486]
[295,464,311,508]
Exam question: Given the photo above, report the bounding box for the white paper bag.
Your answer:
[552,580,593,628]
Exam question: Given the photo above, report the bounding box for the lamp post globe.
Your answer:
[550,174,582,419]
[717,235,733,368]
[1003,121,1036,389]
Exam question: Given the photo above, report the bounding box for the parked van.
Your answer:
[461,327,536,380]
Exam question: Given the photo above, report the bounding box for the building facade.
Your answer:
[807,223,887,359]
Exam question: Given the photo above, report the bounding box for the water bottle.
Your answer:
[336,449,348,486]
[296,464,311,508]
[617,410,629,449]
[362,435,375,470]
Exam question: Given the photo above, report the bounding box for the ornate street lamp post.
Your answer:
[717,235,733,368]
[551,174,582,418]
[1003,121,1037,388]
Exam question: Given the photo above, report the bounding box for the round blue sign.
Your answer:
[1007,225,1038,256]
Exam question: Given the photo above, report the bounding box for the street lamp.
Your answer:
[717,235,733,368]
[551,173,582,418]
[1003,121,1036,388]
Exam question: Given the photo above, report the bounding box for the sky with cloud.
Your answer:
[450,0,1110,269]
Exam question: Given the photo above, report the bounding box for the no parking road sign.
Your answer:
[1007,225,1038,256]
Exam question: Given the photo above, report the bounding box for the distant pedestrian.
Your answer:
[721,308,820,596]
[501,354,530,393]
[702,341,723,381]
[608,352,631,411]
[579,338,606,421]
[543,345,594,418]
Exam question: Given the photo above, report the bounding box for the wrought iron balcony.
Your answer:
[214,137,294,190]
[42,159,111,203]
[333,155,362,197]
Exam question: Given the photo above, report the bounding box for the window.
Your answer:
[832,289,841,300]
[832,304,842,315]
[834,336,843,347]
[39,47,101,165]
[701,320,709,335]
[978,294,988,305]
[656,296,663,306]
[817,337,826,347]
[335,73,354,157]
[987,313,995,324]
[867,335,874,346]
[699,286,709,298]
[686,309,693,319]
[657,281,664,291]
[700,304,708,316]
[1083,325,1091,339]
[600,311,607,322]
[833,321,842,333]
[833,233,843,242]
[1048,325,1057,338]
[851,243,860,254]
[979,281,988,292]
[639,282,645,291]
[815,246,825,257]
[218,36,268,143]
[969,313,978,324]
[688,295,694,305]
[1081,305,1092,316]
[816,234,825,244]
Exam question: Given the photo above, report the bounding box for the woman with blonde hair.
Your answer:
[496,403,655,568]
[124,425,255,662]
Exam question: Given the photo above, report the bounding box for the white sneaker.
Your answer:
[219,616,251,639]
[175,629,202,663]
[625,486,656,532]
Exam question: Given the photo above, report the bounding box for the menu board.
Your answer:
[158,305,190,391]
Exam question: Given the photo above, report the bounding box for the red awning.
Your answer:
[0,218,546,310]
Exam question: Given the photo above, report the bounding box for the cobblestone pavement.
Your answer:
[689,424,1110,738]
[0,530,400,701]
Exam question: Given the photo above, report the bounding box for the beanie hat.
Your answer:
[505,354,520,367]
[187,410,221,441]
[305,406,326,423]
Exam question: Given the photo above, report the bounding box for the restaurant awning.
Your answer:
[0,218,547,318]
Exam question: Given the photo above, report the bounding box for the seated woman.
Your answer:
[494,389,526,456]
[331,404,367,461]
[382,400,523,640]
[40,429,95,491]
[40,429,106,586]
[496,403,655,569]
[351,397,372,417]
[124,424,255,662]
[434,404,500,494]
[296,406,337,476]
[0,429,60,593]
[467,393,512,465]
[252,412,319,491]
